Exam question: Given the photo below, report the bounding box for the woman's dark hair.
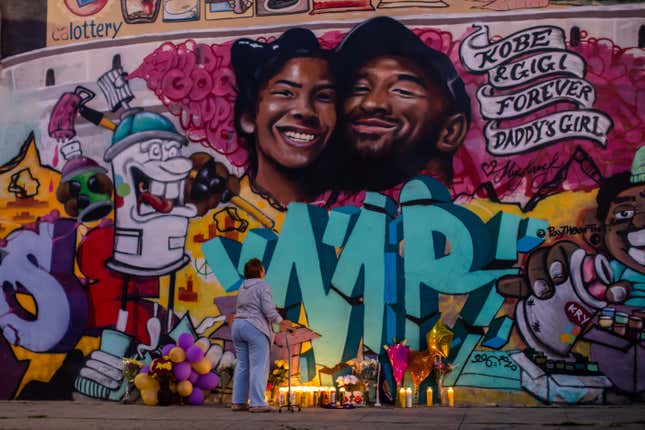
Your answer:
[244,258,264,279]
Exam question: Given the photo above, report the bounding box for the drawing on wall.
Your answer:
[1,5,644,406]
[163,0,200,21]
[256,0,308,16]
[205,0,254,19]
[121,0,162,23]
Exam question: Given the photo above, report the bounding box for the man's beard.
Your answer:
[346,130,442,192]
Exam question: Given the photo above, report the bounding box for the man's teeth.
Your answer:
[150,180,164,196]
[166,182,180,199]
[627,229,645,247]
[284,130,316,142]
[628,247,645,265]
[144,180,182,201]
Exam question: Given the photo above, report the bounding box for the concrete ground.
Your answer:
[0,401,644,430]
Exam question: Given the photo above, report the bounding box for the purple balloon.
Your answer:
[197,372,219,390]
[140,365,150,374]
[178,333,194,350]
[161,344,175,356]
[189,370,199,384]
[173,361,192,381]
[186,345,204,363]
[187,388,204,405]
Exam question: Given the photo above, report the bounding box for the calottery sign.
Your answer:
[48,0,600,47]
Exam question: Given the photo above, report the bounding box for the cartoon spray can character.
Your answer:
[104,109,197,277]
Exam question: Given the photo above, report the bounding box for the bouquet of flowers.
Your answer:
[267,360,289,391]
[351,358,378,383]
[122,358,143,404]
[336,374,360,391]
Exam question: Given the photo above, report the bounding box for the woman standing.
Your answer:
[231,258,290,412]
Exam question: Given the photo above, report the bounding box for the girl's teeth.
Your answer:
[284,131,315,142]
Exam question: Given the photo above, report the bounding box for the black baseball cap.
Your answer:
[336,17,470,122]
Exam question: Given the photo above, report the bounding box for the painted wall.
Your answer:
[0,0,643,405]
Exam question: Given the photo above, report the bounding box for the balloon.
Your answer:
[195,337,210,352]
[170,382,177,394]
[426,320,454,358]
[177,380,194,397]
[187,387,204,405]
[196,372,219,390]
[189,370,200,384]
[174,361,192,381]
[385,342,409,387]
[192,357,212,375]
[141,389,159,406]
[186,345,205,363]
[161,344,175,356]
[178,333,194,350]
[140,365,150,374]
[408,350,434,388]
[169,346,187,363]
[135,373,159,391]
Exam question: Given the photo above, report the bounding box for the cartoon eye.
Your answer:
[614,209,635,220]
[166,146,179,159]
[149,143,162,160]
[87,175,101,193]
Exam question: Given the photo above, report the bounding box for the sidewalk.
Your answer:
[0,401,644,430]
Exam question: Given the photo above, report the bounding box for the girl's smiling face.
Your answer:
[243,57,337,170]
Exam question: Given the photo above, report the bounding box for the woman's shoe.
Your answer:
[231,403,249,411]
[249,406,273,413]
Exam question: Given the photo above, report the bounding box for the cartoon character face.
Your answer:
[57,171,113,222]
[0,220,86,352]
[603,184,645,273]
[114,138,197,223]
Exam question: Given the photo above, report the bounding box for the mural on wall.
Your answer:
[1,1,644,406]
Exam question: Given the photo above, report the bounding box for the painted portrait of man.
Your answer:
[335,17,471,192]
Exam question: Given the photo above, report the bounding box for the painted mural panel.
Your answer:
[0,0,643,406]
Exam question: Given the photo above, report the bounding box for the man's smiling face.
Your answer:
[343,56,450,162]
[604,184,645,273]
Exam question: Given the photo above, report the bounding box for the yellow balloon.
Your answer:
[134,373,153,390]
[177,380,193,397]
[192,357,212,375]
[170,382,177,394]
[141,389,159,406]
[169,346,187,363]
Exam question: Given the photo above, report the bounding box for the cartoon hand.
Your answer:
[497,241,631,304]
[184,152,239,217]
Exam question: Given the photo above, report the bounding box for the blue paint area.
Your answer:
[517,217,548,252]
[236,228,278,275]
[323,206,360,248]
[202,237,242,291]
[482,316,514,349]
[461,281,504,327]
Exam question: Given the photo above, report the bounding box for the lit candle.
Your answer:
[339,387,346,406]
[447,387,455,407]
[330,387,337,405]
[405,387,413,408]
[399,387,406,408]
[426,387,433,406]
[279,388,286,406]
